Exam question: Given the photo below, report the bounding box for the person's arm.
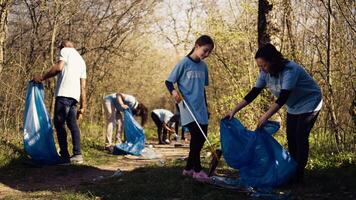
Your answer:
[225,87,263,119]
[116,93,129,109]
[204,89,208,108]
[163,123,175,133]
[33,60,65,82]
[225,99,249,119]
[204,89,211,119]
[244,87,263,103]
[165,80,181,103]
[257,89,291,128]
[77,78,86,119]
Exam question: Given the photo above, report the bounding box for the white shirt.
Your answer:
[55,48,86,102]
[152,109,174,123]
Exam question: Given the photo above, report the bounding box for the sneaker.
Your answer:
[105,146,114,153]
[164,139,170,144]
[182,169,194,177]
[193,170,210,182]
[70,154,84,164]
[173,134,179,141]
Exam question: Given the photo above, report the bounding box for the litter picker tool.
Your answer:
[181,99,222,176]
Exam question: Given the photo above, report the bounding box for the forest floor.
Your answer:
[0,137,355,200]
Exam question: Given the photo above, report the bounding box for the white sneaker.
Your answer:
[70,154,84,164]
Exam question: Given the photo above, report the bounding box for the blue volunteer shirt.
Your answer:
[104,93,138,112]
[167,56,209,126]
[255,61,322,114]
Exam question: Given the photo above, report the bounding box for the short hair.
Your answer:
[58,40,74,49]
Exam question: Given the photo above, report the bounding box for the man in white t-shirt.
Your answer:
[33,40,86,164]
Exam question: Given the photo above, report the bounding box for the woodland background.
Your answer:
[0,0,355,152]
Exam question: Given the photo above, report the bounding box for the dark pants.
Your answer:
[173,117,186,140]
[151,112,167,144]
[54,97,81,158]
[286,111,319,181]
[185,122,208,172]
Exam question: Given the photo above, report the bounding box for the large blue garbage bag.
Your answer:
[220,118,297,188]
[113,110,145,156]
[23,82,60,164]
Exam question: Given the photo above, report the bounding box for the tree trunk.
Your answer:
[284,0,296,60]
[258,0,273,48]
[0,0,12,75]
[326,0,341,151]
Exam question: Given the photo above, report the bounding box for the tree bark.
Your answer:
[258,0,273,48]
[0,0,12,75]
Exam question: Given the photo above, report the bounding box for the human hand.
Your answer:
[122,104,129,110]
[224,110,236,120]
[32,75,43,83]
[256,115,268,129]
[171,90,181,103]
[77,108,85,120]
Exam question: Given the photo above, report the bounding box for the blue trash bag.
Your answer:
[113,110,145,156]
[23,82,60,164]
[220,118,297,188]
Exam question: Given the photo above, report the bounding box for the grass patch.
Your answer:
[1,127,355,200]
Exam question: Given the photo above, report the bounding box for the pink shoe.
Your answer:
[193,170,210,182]
[182,169,194,177]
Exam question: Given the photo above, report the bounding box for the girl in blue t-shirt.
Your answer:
[226,43,322,184]
[165,35,214,180]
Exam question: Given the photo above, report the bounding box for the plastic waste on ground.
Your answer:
[208,176,291,200]
[140,146,163,159]
[23,82,60,165]
[220,118,297,189]
[93,169,123,182]
[113,110,145,156]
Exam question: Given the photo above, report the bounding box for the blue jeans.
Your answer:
[54,97,81,157]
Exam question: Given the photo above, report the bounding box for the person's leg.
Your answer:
[66,99,81,156]
[54,97,70,158]
[181,126,185,140]
[192,124,207,172]
[151,112,163,144]
[115,111,123,143]
[185,122,208,172]
[294,111,320,181]
[286,113,298,167]
[103,100,115,147]
[175,122,179,139]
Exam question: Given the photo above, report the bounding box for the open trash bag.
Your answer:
[113,110,145,156]
[220,118,297,188]
[23,82,60,164]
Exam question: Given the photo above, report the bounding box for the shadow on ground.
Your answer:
[78,163,356,200]
[0,139,355,200]
[78,165,249,200]
[0,158,116,192]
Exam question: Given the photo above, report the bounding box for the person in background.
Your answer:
[226,43,322,184]
[165,35,214,180]
[103,93,148,151]
[174,103,190,143]
[33,40,86,164]
[151,108,179,144]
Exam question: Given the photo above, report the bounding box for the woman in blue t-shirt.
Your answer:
[165,35,214,180]
[226,43,322,184]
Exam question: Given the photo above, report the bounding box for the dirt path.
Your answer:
[0,144,189,198]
